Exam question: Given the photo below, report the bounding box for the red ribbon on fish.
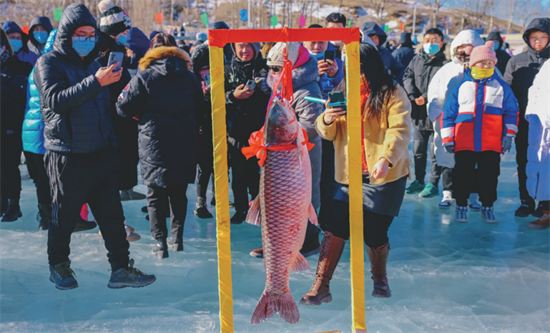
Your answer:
[242,126,314,167]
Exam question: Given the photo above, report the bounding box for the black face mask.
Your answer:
[455,52,470,64]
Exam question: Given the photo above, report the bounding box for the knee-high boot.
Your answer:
[300,231,346,305]
[367,242,391,298]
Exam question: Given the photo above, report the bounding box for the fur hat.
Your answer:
[469,41,498,67]
[98,0,132,36]
[266,42,300,67]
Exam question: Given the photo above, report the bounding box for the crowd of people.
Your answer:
[0,0,548,302]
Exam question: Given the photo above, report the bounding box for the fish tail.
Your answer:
[251,291,300,324]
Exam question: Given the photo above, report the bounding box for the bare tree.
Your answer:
[366,0,395,24]
[421,0,449,28]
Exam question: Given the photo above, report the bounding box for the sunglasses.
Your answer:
[269,66,282,73]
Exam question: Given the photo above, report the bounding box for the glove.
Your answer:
[444,144,454,154]
[502,136,513,153]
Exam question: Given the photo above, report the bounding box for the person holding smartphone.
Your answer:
[301,43,411,305]
[224,42,270,224]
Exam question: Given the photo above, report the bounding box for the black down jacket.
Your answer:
[504,17,550,120]
[403,46,448,130]
[33,4,116,154]
[116,46,202,187]
[486,31,511,75]
[1,55,33,136]
[28,16,54,56]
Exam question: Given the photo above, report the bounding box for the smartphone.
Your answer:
[107,51,124,72]
[245,79,256,91]
[328,91,346,112]
[324,50,335,62]
[204,74,211,86]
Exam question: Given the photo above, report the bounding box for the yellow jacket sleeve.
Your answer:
[315,113,339,141]
[379,86,412,168]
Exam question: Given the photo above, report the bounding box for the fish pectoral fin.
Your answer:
[245,196,261,226]
[308,203,318,226]
[291,252,310,272]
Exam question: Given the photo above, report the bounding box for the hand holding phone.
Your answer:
[245,79,256,91]
[204,74,211,86]
[328,91,346,112]
[107,51,124,72]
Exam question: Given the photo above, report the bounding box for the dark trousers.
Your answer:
[319,139,337,230]
[32,153,51,204]
[541,201,550,211]
[45,147,129,270]
[114,119,139,191]
[196,131,214,202]
[24,151,39,182]
[147,184,188,240]
[440,167,453,192]
[1,133,22,202]
[454,151,500,207]
[413,127,443,186]
[515,121,533,202]
[326,199,394,248]
[228,140,260,212]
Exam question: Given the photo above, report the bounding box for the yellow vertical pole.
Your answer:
[345,41,367,333]
[209,45,235,333]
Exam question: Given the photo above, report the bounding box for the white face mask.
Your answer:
[266,72,282,89]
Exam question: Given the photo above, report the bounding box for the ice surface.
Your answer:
[1,146,549,333]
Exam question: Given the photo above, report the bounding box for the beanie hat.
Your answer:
[267,42,300,67]
[213,21,230,30]
[98,0,132,36]
[469,41,498,67]
[196,32,207,42]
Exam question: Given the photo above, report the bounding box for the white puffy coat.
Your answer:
[525,60,550,201]
[427,30,485,168]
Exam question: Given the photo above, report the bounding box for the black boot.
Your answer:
[194,197,213,219]
[38,203,51,230]
[300,231,321,257]
[152,238,169,259]
[1,200,22,222]
[230,210,247,224]
[168,237,184,251]
[0,197,8,216]
[515,199,535,217]
[73,217,97,232]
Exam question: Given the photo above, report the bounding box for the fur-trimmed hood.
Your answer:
[139,46,191,75]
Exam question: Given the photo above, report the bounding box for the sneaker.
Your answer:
[168,237,184,252]
[455,206,468,223]
[74,217,97,232]
[1,204,22,222]
[107,259,156,289]
[527,210,550,230]
[230,211,247,224]
[120,189,146,201]
[468,193,481,211]
[419,183,439,198]
[532,203,544,218]
[406,180,425,194]
[152,239,169,259]
[49,261,78,290]
[515,200,535,217]
[249,246,264,258]
[481,206,498,223]
[439,191,454,209]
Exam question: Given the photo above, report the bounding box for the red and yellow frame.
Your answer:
[208,27,365,333]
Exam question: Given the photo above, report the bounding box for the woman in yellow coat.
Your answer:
[301,43,412,304]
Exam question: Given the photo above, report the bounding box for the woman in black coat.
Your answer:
[116,33,202,258]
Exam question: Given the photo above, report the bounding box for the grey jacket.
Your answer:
[291,56,323,209]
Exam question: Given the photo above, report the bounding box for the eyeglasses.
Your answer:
[269,66,282,73]
[72,35,97,43]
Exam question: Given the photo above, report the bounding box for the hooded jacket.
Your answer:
[403,45,448,131]
[486,31,511,75]
[427,29,485,168]
[22,29,57,155]
[392,32,416,68]
[116,47,202,187]
[504,18,550,122]
[1,21,39,66]
[224,42,270,144]
[1,30,33,138]
[125,27,150,75]
[291,56,324,209]
[27,16,54,56]
[360,22,405,82]
[33,4,116,154]
[525,60,550,201]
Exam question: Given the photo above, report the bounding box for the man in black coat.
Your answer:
[224,42,271,224]
[486,31,511,75]
[403,28,449,198]
[392,32,416,68]
[504,17,550,218]
[0,28,33,222]
[33,3,155,290]
[27,16,54,56]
